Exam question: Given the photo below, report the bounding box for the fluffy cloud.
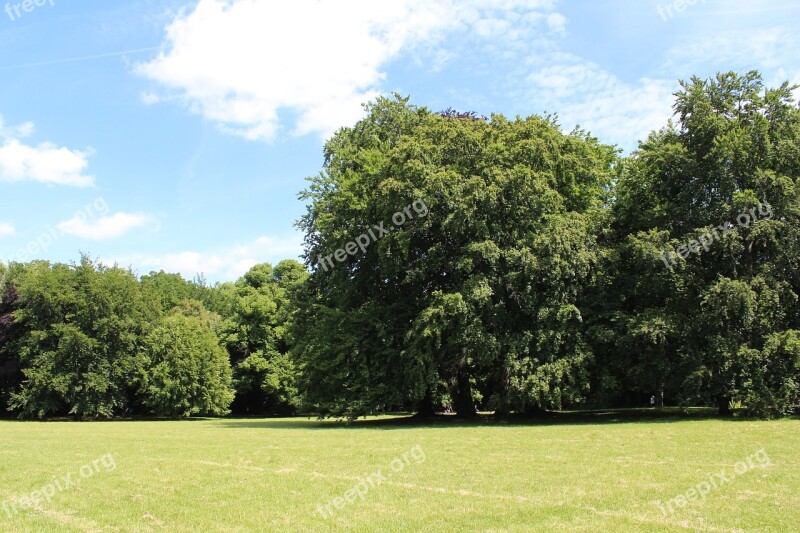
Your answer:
[0,117,34,138]
[521,58,676,150]
[663,26,799,74]
[137,0,560,141]
[58,212,154,240]
[0,222,15,238]
[139,0,791,153]
[116,234,304,281]
[0,115,95,187]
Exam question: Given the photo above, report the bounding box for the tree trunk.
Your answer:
[452,364,475,418]
[414,389,435,418]
[718,396,732,416]
[493,366,511,417]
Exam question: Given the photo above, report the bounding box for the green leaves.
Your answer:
[296,94,617,417]
[140,314,234,417]
[224,261,307,414]
[602,70,800,415]
[8,257,152,419]
[2,70,797,420]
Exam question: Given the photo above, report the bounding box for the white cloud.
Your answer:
[0,116,34,138]
[663,27,799,74]
[137,0,560,141]
[114,234,304,281]
[0,116,95,187]
[0,222,15,238]
[519,58,676,150]
[58,212,154,240]
[546,12,566,33]
[140,0,794,154]
[660,27,800,110]
[136,0,673,151]
[140,91,161,105]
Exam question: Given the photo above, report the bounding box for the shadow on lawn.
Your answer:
[215,407,768,431]
[4,407,786,426]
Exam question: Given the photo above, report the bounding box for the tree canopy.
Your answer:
[0,70,798,420]
[0,257,305,419]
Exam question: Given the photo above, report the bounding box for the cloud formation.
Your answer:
[0,115,95,187]
[114,233,304,281]
[0,222,15,238]
[137,0,560,141]
[520,58,677,149]
[58,212,153,240]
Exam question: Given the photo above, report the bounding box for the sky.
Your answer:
[0,0,798,282]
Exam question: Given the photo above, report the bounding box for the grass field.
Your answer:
[0,411,798,532]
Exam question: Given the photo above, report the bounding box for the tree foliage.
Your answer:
[597,71,800,415]
[0,257,303,419]
[8,257,154,418]
[224,261,307,414]
[140,312,234,417]
[294,95,618,418]
[0,70,797,420]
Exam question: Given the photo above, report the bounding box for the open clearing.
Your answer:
[1,413,798,532]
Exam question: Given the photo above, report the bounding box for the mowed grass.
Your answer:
[0,411,798,532]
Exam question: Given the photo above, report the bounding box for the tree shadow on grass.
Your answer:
[214,407,780,431]
[0,416,215,423]
[4,408,792,427]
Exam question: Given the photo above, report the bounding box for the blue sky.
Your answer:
[0,0,797,281]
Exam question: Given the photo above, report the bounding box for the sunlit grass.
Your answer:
[0,412,798,531]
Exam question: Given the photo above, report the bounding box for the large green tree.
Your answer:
[295,96,618,418]
[604,71,800,415]
[9,257,155,418]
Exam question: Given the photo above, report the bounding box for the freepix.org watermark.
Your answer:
[4,0,54,21]
[1,453,116,519]
[657,0,706,22]
[317,199,429,272]
[316,444,426,520]
[11,197,109,263]
[660,201,773,271]
[655,448,771,515]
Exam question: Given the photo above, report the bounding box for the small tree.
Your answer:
[141,313,234,417]
[224,260,307,415]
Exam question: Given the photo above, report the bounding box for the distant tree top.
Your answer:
[436,107,488,121]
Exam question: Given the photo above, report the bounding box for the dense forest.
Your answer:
[1,71,798,420]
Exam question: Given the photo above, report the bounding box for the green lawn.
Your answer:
[0,412,798,531]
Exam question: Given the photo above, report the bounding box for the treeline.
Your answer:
[0,258,307,418]
[1,70,799,420]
